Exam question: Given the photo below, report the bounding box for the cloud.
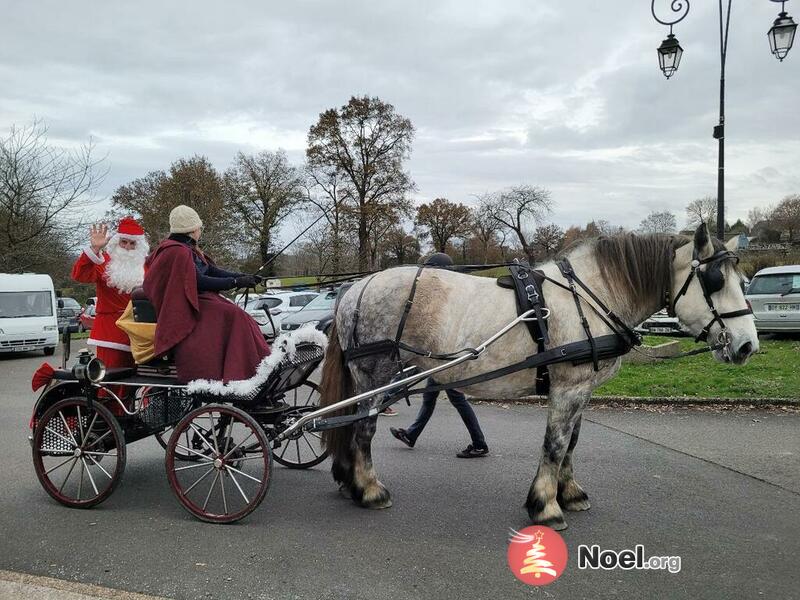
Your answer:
[1,0,797,233]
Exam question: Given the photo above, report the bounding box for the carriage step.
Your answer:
[246,401,291,415]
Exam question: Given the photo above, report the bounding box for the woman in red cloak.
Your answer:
[143,205,269,384]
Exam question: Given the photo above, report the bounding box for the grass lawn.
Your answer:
[596,336,800,399]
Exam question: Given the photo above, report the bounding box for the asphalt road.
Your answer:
[1,344,799,600]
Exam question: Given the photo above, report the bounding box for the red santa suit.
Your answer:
[71,218,147,372]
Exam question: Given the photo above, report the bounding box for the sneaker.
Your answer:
[389,427,415,448]
[456,444,489,458]
[380,406,398,416]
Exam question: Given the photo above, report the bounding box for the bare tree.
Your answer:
[770,194,800,241]
[685,196,718,229]
[367,208,407,270]
[746,205,773,229]
[471,200,502,263]
[532,223,564,259]
[415,198,473,253]
[483,185,553,264]
[304,165,350,273]
[306,95,415,270]
[0,120,104,272]
[224,150,305,271]
[638,210,677,234]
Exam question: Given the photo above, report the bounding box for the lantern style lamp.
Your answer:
[658,33,684,78]
[768,1,797,61]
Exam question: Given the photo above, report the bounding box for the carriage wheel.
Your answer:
[139,386,201,461]
[166,405,272,524]
[155,425,210,461]
[32,397,126,508]
[273,381,329,469]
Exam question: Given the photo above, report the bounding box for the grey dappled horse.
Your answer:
[319,224,758,530]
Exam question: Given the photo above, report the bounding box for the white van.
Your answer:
[0,273,59,355]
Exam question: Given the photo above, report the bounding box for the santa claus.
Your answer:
[71,217,148,372]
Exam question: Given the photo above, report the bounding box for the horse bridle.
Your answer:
[668,248,753,346]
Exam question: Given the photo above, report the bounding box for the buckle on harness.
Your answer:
[525,284,539,303]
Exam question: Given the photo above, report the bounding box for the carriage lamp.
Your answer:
[768,1,797,61]
[657,33,684,78]
[72,350,107,383]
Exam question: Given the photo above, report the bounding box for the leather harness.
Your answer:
[667,248,753,344]
[341,260,643,399]
[313,252,751,430]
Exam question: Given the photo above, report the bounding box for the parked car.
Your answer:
[0,273,59,355]
[78,303,96,332]
[635,308,690,336]
[745,265,800,333]
[281,290,338,333]
[56,296,82,333]
[245,291,319,339]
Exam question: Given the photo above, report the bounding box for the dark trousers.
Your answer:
[405,378,487,448]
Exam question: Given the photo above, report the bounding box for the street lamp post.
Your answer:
[651,0,796,241]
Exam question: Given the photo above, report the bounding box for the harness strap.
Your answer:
[351,273,379,349]
[313,334,633,431]
[343,340,399,362]
[395,266,424,346]
[686,250,753,343]
[508,263,551,393]
[558,259,599,371]
[509,264,550,346]
[557,257,641,347]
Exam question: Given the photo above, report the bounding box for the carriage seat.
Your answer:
[131,286,157,323]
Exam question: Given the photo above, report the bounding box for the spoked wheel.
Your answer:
[139,387,201,460]
[155,425,210,462]
[32,397,126,508]
[273,381,329,469]
[166,405,272,523]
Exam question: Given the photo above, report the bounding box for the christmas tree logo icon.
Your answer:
[507,526,568,586]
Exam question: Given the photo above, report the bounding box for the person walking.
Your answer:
[389,252,489,458]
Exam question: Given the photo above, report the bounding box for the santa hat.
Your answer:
[117,216,145,240]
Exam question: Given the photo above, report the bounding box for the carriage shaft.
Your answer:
[276,309,538,441]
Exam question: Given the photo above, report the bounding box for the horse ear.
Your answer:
[724,235,739,252]
[693,222,714,259]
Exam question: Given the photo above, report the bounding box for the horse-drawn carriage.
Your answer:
[29,306,328,523]
[29,225,759,530]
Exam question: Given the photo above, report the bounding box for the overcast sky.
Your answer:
[2,0,798,237]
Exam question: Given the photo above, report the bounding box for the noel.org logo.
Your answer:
[507,526,568,586]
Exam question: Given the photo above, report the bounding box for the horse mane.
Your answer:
[573,232,691,309]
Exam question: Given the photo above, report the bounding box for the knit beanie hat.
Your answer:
[169,205,203,234]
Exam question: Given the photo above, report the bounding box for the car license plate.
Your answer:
[766,303,800,312]
[13,346,33,352]
[650,327,673,333]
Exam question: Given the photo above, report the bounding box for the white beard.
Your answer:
[105,237,148,293]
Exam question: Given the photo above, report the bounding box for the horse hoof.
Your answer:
[359,484,392,509]
[558,482,591,512]
[526,497,567,530]
[558,489,591,512]
[547,517,568,531]
[338,484,353,500]
[562,496,591,512]
[365,497,393,510]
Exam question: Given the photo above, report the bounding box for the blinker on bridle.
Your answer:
[668,248,753,345]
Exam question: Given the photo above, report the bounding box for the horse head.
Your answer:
[670,223,759,364]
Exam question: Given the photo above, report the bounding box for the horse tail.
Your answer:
[320,321,354,460]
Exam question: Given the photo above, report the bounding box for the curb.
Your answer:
[0,570,166,600]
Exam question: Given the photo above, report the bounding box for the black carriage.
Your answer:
[29,332,327,523]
